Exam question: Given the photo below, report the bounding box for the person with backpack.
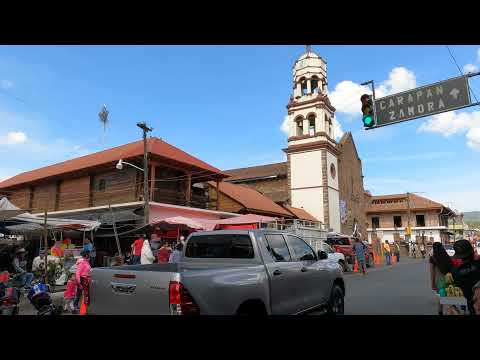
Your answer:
[451,239,480,315]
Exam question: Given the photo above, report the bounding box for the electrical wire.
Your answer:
[445,45,480,104]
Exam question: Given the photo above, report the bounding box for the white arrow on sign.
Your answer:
[450,88,460,99]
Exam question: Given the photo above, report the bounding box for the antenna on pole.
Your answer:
[98,104,109,146]
[305,45,312,53]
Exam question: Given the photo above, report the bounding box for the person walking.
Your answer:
[73,251,92,314]
[352,238,367,274]
[131,235,144,265]
[83,238,96,268]
[429,242,454,315]
[63,273,77,313]
[384,241,391,266]
[394,242,401,263]
[420,242,426,259]
[169,243,183,264]
[451,239,480,315]
[140,238,155,265]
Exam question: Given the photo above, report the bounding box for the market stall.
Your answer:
[0,197,101,287]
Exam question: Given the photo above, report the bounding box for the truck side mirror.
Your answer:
[318,250,328,260]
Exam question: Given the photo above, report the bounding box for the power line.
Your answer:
[445,45,480,105]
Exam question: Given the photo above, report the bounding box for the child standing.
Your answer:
[63,273,77,313]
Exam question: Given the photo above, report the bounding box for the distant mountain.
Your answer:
[463,212,480,221]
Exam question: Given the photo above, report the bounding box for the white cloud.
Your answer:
[418,111,480,148]
[0,80,13,90]
[333,117,344,140]
[376,67,417,98]
[466,127,480,150]
[329,67,417,118]
[329,81,370,117]
[463,63,479,74]
[4,131,28,144]
[280,115,289,135]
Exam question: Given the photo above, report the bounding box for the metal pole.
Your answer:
[43,209,48,283]
[137,122,152,227]
[143,128,149,227]
[371,80,378,127]
[109,204,122,257]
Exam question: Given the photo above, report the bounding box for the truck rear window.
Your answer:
[185,234,254,259]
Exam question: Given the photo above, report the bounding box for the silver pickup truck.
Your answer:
[89,230,345,315]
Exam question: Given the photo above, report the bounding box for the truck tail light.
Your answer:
[169,281,200,315]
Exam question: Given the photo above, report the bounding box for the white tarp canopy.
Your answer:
[0,197,27,220]
[0,197,101,232]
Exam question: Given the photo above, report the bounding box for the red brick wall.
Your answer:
[338,135,367,238]
[58,176,91,210]
[31,183,57,212]
[8,188,31,209]
[92,167,138,207]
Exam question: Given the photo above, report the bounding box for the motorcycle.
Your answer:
[0,272,22,315]
[27,278,61,315]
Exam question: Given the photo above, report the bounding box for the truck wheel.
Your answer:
[327,285,344,315]
[338,260,347,272]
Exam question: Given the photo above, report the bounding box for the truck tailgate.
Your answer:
[89,264,179,315]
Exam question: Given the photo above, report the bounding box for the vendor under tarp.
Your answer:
[0,197,101,232]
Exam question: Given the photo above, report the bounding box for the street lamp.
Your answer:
[116,159,144,172]
[116,122,153,227]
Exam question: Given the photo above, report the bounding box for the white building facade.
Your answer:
[283,48,341,232]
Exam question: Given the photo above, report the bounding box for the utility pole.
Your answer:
[137,122,153,227]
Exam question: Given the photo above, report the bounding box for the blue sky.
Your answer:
[1,45,480,211]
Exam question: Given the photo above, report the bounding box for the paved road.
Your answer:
[343,258,437,315]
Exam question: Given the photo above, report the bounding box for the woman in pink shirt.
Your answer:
[73,251,92,314]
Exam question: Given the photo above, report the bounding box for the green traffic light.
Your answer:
[363,114,374,127]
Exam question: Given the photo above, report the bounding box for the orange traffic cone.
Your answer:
[353,260,359,273]
[391,254,397,264]
[79,296,87,315]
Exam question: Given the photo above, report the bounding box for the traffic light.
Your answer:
[360,94,374,128]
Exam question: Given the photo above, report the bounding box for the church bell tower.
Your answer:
[283,46,341,232]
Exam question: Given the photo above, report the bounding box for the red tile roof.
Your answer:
[0,137,227,189]
[284,206,319,222]
[225,162,287,182]
[209,181,292,217]
[366,193,448,213]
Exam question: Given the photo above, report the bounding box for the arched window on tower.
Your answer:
[308,114,316,136]
[295,117,304,136]
[300,77,307,96]
[311,76,319,94]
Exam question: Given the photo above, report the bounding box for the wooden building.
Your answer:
[0,137,228,214]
